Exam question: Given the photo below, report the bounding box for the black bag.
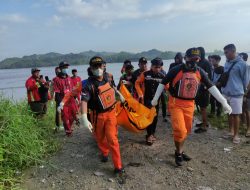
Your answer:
[218,61,237,87]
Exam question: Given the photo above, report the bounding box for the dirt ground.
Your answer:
[22,112,250,190]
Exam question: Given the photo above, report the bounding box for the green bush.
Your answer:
[0,98,60,189]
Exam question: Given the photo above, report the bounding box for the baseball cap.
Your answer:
[139,57,147,64]
[151,57,163,66]
[89,56,105,67]
[59,61,70,68]
[185,48,201,59]
[31,68,40,74]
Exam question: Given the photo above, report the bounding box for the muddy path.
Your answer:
[22,113,250,190]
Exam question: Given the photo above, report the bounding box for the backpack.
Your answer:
[171,70,201,100]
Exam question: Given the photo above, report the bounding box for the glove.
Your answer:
[115,88,125,103]
[208,86,232,114]
[151,84,165,106]
[121,80,128,85]
[222,102,232,114]
[80,113,93,133]
[57,102,64,113]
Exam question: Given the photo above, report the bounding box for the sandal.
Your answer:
[222,133,233,139]
[146,135,154,146]
[245,132,250,138]
[233,137,241,144]
[194,127,207,133]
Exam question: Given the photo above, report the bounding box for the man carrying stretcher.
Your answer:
[150,48,232,166]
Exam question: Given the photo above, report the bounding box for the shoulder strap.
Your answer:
[228,61,237,73]
[172,70,183,86]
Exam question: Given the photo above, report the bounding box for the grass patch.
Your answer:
[0,97,60,189]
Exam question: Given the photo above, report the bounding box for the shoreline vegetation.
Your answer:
[0,97,60,189]
[0,49,224,69]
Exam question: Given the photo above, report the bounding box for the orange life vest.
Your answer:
[97,82,116,111]
[171,70,201,100]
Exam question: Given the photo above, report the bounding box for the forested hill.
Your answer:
[0,49,223,69]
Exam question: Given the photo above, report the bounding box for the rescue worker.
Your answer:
[80,56,125,177]
[55,61,78,137]
[121,59,132,74]
[150,48,232,166]
[132,57,148,82]
[71,69,82,102]
[160,67,168,122]
[209,55,224,117]
[118,64,135,95]
[52,67,62,130]
[169,52,184,70]
[25,68,47,116]
[38,75,50,114]
[135,57,165,145]
[103,61,116,87]
[132,57,148,99]
[195,47,213,133]
[71,69,82,126]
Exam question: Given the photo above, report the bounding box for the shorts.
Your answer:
[29,102,47,115]
[195,90,209,108]
[224,95,243,115]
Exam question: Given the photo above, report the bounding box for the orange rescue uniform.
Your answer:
[161,64,213,142]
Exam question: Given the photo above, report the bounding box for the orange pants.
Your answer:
[168,96,195,142]
[91,109,122,169]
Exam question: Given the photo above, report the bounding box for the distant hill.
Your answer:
[0,49,224,69]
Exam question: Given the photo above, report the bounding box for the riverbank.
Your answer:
[21,111,250,190]
[0,98,60,190]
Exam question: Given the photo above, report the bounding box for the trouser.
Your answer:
[210,96,222,116]
[61,101,78,135]
[55,101,60,127]
[146,105,159,136]
[168,97,195,142]
[161,92,167,118]
[91,109,122,169]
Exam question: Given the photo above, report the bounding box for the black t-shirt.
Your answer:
[132,69,144,84]
[196,59,212,92]
[38,83,49,103]
[81,74,115,111]
[169,62,184,71]
[162,64,213,93]
[143,70,165,104]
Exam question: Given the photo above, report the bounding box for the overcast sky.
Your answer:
[0,0,250,61]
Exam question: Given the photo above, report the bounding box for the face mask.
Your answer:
[186,61,196,69]
[62,68,69,75]
[92,68,103,77]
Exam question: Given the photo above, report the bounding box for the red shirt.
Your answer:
[53,75,75,105]
[25,76,41,102]
[71,76,82,87]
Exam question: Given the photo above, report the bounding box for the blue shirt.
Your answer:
[222,56,248,97]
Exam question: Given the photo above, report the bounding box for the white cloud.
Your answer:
[53,0,250,27]
[0,13,27,23]
[56,0,141,28]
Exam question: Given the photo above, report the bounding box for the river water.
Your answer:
[0,56,230,101]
